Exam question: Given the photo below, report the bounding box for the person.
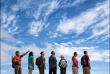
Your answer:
[72,52,78,74]
[13,50,30,74]
[59,55,67,74]
[28,52,34,74]
[82,51,91,74]
[38,51,46,74]
[49,51,57,74]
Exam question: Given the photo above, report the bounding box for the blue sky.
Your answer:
[1,0,109,74]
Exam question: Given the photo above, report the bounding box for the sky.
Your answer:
[1,0,110,74]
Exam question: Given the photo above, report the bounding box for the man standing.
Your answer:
[13,50,30,74]
[38,51,46,74]
[49,51,57,74]
[82,51,91,74]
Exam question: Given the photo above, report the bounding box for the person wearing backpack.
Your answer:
[72,52,78,74]
[36,51,46,74]
[59,55,67,74]
[49,51,57,74]
[13,50,30,74]
[81,51,91,74]
[28,52,34,74]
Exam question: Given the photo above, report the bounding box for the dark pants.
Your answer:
[39,67,44,74]
[49,67,57,74]
[14,65,22,74]
[60,68,66,74]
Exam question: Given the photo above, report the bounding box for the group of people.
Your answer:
[12,50,91,74]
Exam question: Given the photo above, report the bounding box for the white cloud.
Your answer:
[57,0,109,35]
[58,0,86,8]
[92,18,109,37]
[45,0,59,16]
[11,5,19,12]
[2,13,7,23]
[73,17,109,44]
[29,21,45,37]
[34,0,59,20]
[73,39,86,44]
[17,0,31,9]
[29,0,59,37]
[46,31,58,38]
[30,0,87,37]
[59,1,109,44]
[1,42,19,64]
[2,13,15,28]
[1,11,20,35]
[1,28,23,44]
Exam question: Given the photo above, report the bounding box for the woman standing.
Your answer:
[72,52,78,74]
[28,52,34,74]
[59,55,67,74]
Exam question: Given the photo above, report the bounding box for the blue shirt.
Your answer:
[49,55,57,68]
[28,56,34,66]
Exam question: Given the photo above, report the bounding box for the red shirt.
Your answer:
[72,56,78,67]
[84,55,90,67]
[13,55,23,65]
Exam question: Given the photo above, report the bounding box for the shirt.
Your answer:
[72,56,78,67]
[49,55,57,68]
[83,55,90,67]
[28,56,34,66]
[13,55,23,65]
[39,56,45,68]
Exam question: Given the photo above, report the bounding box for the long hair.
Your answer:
[28,52,33,57]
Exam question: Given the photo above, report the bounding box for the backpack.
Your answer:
[12,56,16,68]
[36,56,43,66]
[60,59,67,68]
[81,55,88,66]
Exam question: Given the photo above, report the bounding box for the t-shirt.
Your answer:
[83,55,90,67]
[72,56,78,67]
[49,55,57,68]
[13,55,23,65]
[28,56,34,66]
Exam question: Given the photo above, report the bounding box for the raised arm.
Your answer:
[21,51,30,57]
